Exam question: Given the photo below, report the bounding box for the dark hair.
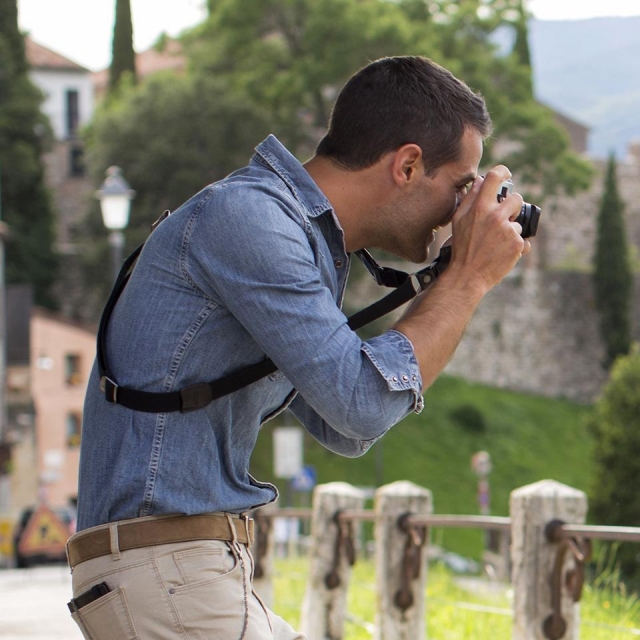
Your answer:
[316,56,492,175]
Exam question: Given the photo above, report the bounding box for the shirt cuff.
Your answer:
[361,330,424,414]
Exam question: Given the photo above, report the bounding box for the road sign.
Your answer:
[290,465,316,492]
[273,427,303,479]
[17,504,70,557]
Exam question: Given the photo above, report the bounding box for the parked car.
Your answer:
[13,504,76,568]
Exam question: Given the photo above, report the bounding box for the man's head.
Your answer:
[316,56,492,176]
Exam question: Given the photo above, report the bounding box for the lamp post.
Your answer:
[96,166,135,282]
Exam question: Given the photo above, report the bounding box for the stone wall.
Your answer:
[542,154,640,272]
[445,263,606,402]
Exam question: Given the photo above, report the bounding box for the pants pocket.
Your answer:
[71,586,139,640]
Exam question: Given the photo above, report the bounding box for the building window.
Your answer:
[66,89,79,138]
[67,413,82,448]
[65,354,82,386]
[69,145,85,177]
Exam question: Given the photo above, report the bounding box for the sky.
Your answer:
[17,0,640,72]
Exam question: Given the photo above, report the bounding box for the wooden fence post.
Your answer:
[374,480,433,640]
[300,482,366,640]
[510,480,588,640]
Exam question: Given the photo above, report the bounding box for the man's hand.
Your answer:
[447,166,530,294]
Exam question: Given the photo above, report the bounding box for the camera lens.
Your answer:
[515,203,541,239]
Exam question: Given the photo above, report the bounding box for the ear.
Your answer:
[391,144,423,187]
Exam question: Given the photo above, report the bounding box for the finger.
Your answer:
[522,239,532,255]
[511,221,523,237]
[477,166,512,202]
[507,194,525,221]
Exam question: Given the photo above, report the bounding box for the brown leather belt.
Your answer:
[67,514,254,568]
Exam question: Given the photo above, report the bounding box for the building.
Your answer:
[25,37,94,256]
[5,286,96,516]
[24,37,187,321]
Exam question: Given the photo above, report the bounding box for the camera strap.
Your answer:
[97,211,451,413]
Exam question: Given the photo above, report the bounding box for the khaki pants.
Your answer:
[67,520,305,639]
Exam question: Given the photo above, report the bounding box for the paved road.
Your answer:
[0,565,81,639]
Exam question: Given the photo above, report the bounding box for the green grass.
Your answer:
[251,374,593,558]
[270,556,640,639]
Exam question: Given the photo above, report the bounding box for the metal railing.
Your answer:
[255,503,640,640]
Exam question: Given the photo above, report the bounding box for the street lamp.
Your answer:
[96,166,135,282]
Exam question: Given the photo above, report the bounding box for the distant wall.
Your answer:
[542,156,640,272]
[445,264,609,402]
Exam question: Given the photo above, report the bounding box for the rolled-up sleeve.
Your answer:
[289,330,423,457]
[186,184,424,453]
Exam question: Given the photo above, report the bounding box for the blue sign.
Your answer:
[290,465,317,492]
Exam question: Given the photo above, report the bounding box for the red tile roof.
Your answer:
[25,37,89,72]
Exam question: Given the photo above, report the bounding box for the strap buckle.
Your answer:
[180,382,213,412]
[100,376,119,404]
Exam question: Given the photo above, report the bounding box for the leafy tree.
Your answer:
[0,0,57,307]
[593,154,632,368]
[588,346,640,581]
[109,0,137,93]
[79,72,271,309]
[185,0,592,196]
[187,0,421,156]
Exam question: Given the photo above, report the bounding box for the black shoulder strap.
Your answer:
[96,213,451,413]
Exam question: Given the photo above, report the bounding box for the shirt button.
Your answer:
[334,259,343,268]
[392,376,398,382]
[402,375,409,382]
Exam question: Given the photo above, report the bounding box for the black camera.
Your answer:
[497,180,541,239]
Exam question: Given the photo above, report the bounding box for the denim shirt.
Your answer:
[77,135,423,531]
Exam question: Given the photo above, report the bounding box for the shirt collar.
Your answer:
[253,135,333,219]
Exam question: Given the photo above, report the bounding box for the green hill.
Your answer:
[250,375,593,558]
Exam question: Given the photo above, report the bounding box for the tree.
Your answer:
[588,346,640,581]
[78,72,272,310]
[185,0,592,195]
[0,0,58,307]
[109,0,137,93]
[593,154,632,368]
[512,1,533,97]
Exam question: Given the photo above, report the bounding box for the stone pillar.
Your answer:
[374,481,433,640]
[510,480,588,640]
[300,482,365,640]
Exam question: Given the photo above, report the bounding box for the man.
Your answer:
[66,56,528,639]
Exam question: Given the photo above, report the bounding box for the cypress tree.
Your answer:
[0,0,58,307]
[108,0,137,92]
[513,0,533,98]
[593,153,632,368]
